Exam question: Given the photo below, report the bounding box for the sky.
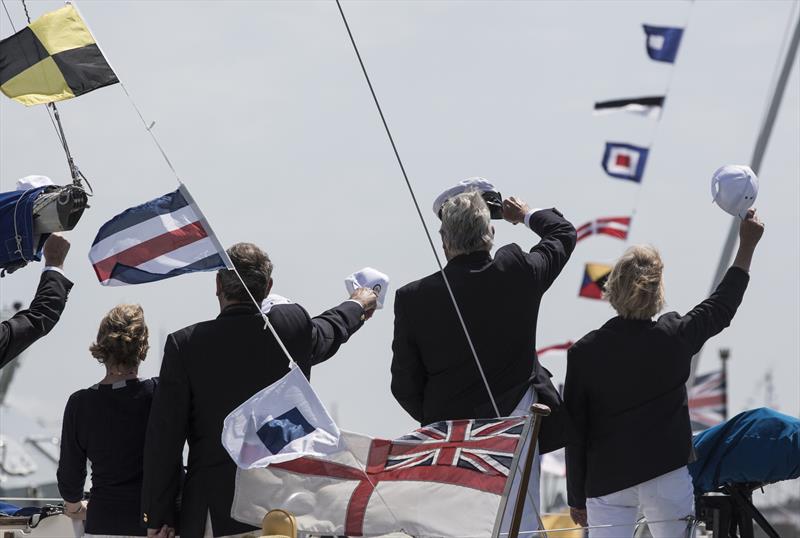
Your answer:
[1,0,798,442]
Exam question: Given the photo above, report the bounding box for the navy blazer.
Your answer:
[564,267,750,508]
[391,208,576,453]
[141,300,365,536]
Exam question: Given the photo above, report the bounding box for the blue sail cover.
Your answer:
[689,407,800,494]
[0,187,50,272]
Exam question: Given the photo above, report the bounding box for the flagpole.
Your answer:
[507,404,550,538]
[688,10,800,387]
[719,348,730,421]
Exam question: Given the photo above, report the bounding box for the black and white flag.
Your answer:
[593,96,664,118]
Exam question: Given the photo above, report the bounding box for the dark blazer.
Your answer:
[0,269,73,369]
[391,208,576,453]
[141,300,365,537]
[564,267,750,509]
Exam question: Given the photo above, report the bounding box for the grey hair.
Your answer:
[440,190,494,257]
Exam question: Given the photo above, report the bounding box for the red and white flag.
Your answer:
[536,341,573,356]
[232,417,527,537]
[576,216,631,243]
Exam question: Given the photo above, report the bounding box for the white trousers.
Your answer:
[498,386,541,535]
[586,466,694,538]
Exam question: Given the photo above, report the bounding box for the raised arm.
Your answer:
[308,288,376,366]
[141,336,188,532]
[390,290,425,423]
[0,234,72,368]
[677,210,764,354]
[502,197,577,291]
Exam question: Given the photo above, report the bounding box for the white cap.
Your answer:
[261,294,292,315]
[345,267,390,309]
[432,177,498,217]
[16,175,55,191]
[711,165,759,219]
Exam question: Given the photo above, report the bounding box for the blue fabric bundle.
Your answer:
[0,186,50,274]
[689,407,800,494]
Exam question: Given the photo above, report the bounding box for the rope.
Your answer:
[334,0,500,418]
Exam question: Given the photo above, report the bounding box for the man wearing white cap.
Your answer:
[391,178,577,520]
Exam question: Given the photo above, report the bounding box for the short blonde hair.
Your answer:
[440,190,494,256]
[604,245,665,320]
[90,304,149,370]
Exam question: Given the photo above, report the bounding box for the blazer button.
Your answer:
[143,513,148,523]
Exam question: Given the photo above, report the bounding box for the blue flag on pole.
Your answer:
[602,142,649,183]
[643,24,684,63]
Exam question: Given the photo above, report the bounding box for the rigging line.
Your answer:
[0,0,68,156]
[334,0,500,418]
[19,0,82,185]
[629,0,697,220]
[66,1,297,367]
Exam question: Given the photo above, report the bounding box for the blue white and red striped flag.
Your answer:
[89,184,232,286]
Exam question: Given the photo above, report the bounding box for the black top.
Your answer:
[57,378,157,536]
[141,300,365,537]
[1,270,72,369]
[390,208,577,453]
[564,267,750,509]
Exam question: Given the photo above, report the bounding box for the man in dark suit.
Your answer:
[141,243,377,538]
[391,189,576,450]
[1,233,72,369]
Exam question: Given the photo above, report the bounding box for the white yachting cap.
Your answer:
[711,165,759,219]
[432,177,497,217]
[345,267,390,309]
[16,175,55,191]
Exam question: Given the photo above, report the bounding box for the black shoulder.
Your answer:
[654,311,683,332]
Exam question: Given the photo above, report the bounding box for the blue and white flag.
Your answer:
[89,184,232,285]
[222,365,341,469]
[643,24,683,63]
[602,142,649,183]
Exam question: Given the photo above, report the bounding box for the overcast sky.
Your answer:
[1,0,798,440]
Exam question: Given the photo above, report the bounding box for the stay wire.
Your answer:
[629,0,697,222]
[334,0,500,418]
[1,0,70,163]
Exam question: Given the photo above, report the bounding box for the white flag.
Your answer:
[232,417,529,537]
[221,365,340,469]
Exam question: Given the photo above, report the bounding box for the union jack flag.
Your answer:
[689,370,727,433]
[258,416,527,536]
[576,216,632,243]
[387,418,523,476]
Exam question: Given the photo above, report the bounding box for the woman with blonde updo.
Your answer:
[57,304,156,537]
[564,210,764,538]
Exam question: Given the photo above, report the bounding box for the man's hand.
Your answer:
[147,525,176,538]
[350,287,378,320]
[43,233,70,268]
[502,196,531,225]
[570,507,588,527]
[739,208,764,247]
[64,500,87,520]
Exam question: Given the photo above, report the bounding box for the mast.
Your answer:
[689,11,800,385]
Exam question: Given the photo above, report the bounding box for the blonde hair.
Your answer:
[440,190,494,256]
[90,304,150,370]
[604,245,665,320]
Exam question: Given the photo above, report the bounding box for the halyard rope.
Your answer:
[334,0,501,418]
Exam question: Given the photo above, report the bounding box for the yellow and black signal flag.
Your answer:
[0,4,118,106]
